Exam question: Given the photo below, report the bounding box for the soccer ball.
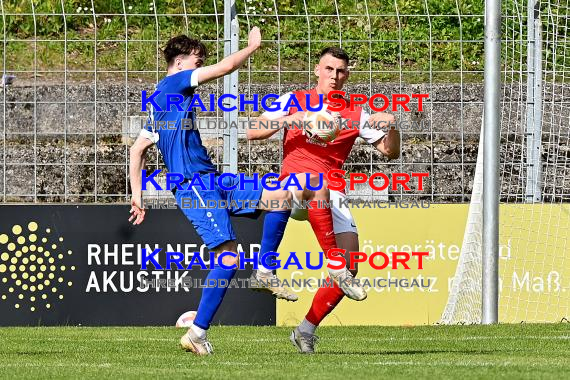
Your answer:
[175,310,197,328]
[303,108,341,142]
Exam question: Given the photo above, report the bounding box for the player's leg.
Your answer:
[291,232,360,354]
[336,232,359,277]
[291,232,361,354]
[174,187,239,355]
[291,191,365,354]
[256,184,292,279]
[257,174,326,265]
[261,173,337,257]
[251,174,330,298]
[287,185,366,300]
[224,174,301,301]
[326,197,366,300]
[181,239,239,355]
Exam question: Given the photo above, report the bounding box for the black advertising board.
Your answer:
[0,206,275,326]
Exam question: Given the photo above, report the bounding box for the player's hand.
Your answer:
[248,27,262,51]
[289,111,306,134]
[129,196,146,225]
[381,125,400,159]
[386,125,400,138]
[332,111,343,128]
[290,111,305,123]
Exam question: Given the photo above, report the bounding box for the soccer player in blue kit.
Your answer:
[128,27,324,355]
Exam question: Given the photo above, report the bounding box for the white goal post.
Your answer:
[441,0,570,324]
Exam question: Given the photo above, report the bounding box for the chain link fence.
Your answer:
[0,0,485,203]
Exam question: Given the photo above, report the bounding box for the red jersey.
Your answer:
[280,89,363,178]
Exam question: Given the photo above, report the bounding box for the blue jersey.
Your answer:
[142,69,216,178]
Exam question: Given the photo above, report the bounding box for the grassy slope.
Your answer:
[2,0,486,83]
[0,324,568,379]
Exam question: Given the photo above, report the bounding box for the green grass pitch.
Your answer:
[0,324,568,379]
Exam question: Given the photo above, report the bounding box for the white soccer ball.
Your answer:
[303,109,341,142]
[175,310,197,328]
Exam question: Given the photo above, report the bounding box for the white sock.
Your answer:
[190,323,206,339]
[257,266,273,276]
[327,259,346,275]
[298,318,317,335]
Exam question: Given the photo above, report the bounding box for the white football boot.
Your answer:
[180,327,214,356]
[250,271,299,302]
[329,268,367,301]
[290,327,319,354]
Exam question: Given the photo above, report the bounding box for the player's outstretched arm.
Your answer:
[196,27,261,84]
[129,135,154,225]
[369,112,400,159]
[246,111,304,140]
[374,127,400,159]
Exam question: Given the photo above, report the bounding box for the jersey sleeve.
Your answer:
[359,110,386,144]
[168,68,201,93]
[139,121,159,143]
[190,67,202,88]
[139,110,159,143]
[260,92,293,120]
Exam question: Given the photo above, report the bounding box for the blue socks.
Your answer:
[193,210,291,330]
[192,266,236,330]
[258,210,291,273]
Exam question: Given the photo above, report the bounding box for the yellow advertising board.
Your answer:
[276,204,569,325]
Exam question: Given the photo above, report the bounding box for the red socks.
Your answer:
[307,202,336,252]
[305,202,346,326]
[305,279,345,325]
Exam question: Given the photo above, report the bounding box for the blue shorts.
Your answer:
[174,173,264,249]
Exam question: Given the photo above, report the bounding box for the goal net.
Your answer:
[441,0,570,324]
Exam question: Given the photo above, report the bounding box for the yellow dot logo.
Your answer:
[0,222,74,312]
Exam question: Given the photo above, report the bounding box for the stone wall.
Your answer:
[1,82,568,202]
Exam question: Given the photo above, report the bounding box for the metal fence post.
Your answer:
[223,0,239,173]
[526,0,543,202]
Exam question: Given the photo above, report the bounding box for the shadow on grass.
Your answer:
[315,349,498,356]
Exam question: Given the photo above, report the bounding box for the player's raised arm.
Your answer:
[246,92,305,140]
[128,135,154,225]
[196,27,262,84]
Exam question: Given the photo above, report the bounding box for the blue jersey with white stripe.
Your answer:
[144,69,216,178]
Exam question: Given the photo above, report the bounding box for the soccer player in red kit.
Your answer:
[247,47,400,353]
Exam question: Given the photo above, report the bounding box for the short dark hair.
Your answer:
[319,47,350,65]
[163,35,207,66]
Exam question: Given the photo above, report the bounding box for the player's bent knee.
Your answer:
[220,253,239,268]
[213,241,239,267]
